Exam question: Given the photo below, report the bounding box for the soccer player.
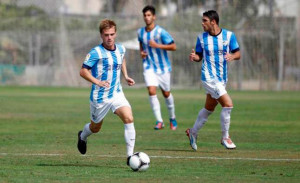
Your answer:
[77,19,136,162]
[137,5,178,130]
[186,10,241,150]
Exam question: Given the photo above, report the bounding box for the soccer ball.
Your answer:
[128,152,150,171]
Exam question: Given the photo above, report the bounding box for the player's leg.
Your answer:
[145,73,164,128]
[186,94,217,150]
[186,81,221,150]
[114,106,136,158]
[148,86,164,129]
[112,93,136,161]
[188,80,219,134]
[144,69,164,129]
[77,102,110,154]
[193,94,217,133]
[80,120,104,141]
[217,93,236,149]
[161,89,177,130]
[159,72,177,130]
[77,120,104,155]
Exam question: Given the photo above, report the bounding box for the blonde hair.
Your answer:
[99,19,116,33]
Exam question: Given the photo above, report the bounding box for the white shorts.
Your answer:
[143,69,171,91]
[90,92,131,123]
[202,80,227,99]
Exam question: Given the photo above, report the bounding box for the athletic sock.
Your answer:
[191,108,213,135]
[165,93,176,119]
[220,107,233,139]
[80,123,93,142]
[149,95,163,122]
[124,123,136,157]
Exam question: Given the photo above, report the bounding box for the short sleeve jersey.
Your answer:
[137,25,174,74]
[82,44,125,103]
[195,29,239,83]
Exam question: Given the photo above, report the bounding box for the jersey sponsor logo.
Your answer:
[107,64,122,71]
[84,54,90,62]
[206,50,225,56]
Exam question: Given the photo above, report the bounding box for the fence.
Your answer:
[0,0,299,90]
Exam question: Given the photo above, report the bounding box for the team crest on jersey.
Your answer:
[84,54,91,62]
[223,41,229,46]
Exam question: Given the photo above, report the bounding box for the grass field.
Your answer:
[0,86,299,182]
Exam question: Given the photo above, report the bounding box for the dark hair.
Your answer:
[203,10,219,25]
[142,5,155,15]
[99,19,116,34]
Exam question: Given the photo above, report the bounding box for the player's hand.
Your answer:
[149,40,159,48]
[125,77,135,86]
[189,49,198,62]
[97,80,110,87]
[224,52,234,62]
[140,51,148,59]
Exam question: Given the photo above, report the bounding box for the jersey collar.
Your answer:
[101,43,116,51]
[208,28,222,37]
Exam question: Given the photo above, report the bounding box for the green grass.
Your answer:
[0,86,299,182]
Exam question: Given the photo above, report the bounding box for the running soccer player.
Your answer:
[77,19,136,162]
[137,5,178,130]
[186,10,241,150]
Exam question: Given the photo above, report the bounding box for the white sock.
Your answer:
[149,95,163,122]
[165,94,176,119]
[191,108,213,135]
[124,123,136,157]
[220,107,233,139]
[80,123,93,142]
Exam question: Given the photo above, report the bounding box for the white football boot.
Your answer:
[221,137,236,149]
[186,128,197,151]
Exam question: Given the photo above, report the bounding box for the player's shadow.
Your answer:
[144,148,191,152]
[36,163,116,168]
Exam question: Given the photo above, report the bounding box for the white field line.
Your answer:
[0,153,299,162]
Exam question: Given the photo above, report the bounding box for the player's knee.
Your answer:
[90,124,101,133]
[205,106,215,112]
[149,91,156,96]
[123,116,134,124]
[205,104,217,112]
[147,87,157,95]
[223,104,233,108]
[223,101,233,108]
[162,92,170,98]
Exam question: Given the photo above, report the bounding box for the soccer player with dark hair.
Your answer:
[186,10,241,150]
[137,5,178,130]
[77,19,136,161]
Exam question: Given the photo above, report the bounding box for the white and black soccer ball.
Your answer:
[128,152,150,171]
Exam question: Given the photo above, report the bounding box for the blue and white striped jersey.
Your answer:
[195,29,239,83]
[82,44,125,103]
[137,25,174,74]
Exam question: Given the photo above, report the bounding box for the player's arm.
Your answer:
[148,40,176,51]
[225,33,241,61]
[121,58,135,86]
[139,42,148,59]
[189,49,203,62]
[190,37,203,62]
[149,29,176,51]
[79,67,109,87]
[224,50,241,62]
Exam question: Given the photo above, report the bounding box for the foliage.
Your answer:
[0,3,58,31]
